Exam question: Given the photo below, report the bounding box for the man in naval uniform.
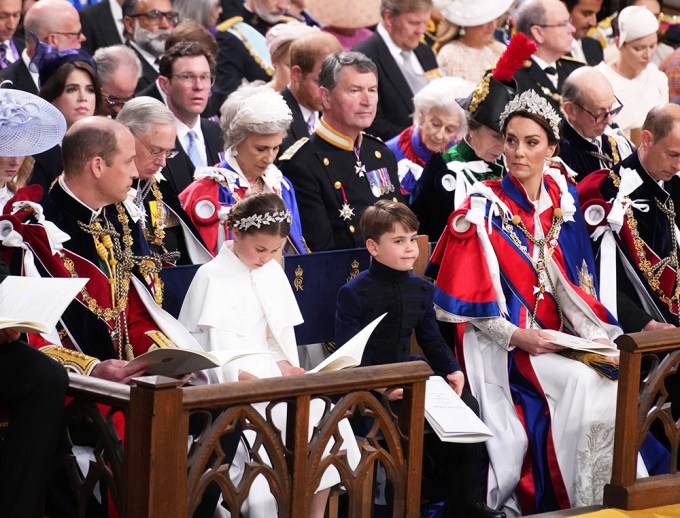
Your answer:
[559,66,633,181]
[514,0,584,113]
[278,51,403,251]
[577,103,680,333]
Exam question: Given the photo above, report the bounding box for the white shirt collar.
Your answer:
[127,40,160,70]
[109,0,125,43]
[0,185,12,213]
[376,24,425,74]
[532,55,556,72]
[58,176,102,222]
[21,49,39,89]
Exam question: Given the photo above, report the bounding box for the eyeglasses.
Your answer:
[572,96,624,124]
[134,134,179,159]
[102,93,133,108]
[169,73,215,87]
[52,30,83,39]
[535,20,572,29]
[129,10,180,26]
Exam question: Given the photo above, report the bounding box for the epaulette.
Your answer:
[361,131,384,143]
[215,16,244,32]
[279,137,309,161]
[560,54,586,64]
[596,13,615,30]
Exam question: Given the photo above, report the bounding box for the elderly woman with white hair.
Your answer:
[596,5,669,138]
[179,84,308,256]
[173,0,223,32]
[385,76,471,195]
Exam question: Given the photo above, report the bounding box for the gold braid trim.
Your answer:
[145,330,178,349]
[40,345,99,375]
[608,169,680,313]
[606,135,620,165]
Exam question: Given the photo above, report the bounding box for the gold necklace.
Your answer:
[63,205,164,360]
[501,206,565,330]
[609,170,680,313]
[141,178,167,247]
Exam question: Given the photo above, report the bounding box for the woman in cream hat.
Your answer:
[434,0,513,83]
[595,5,669,138]
[305,0,380,51]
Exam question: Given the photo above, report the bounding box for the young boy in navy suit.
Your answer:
[335,200,504,518]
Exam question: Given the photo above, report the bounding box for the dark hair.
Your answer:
[159,40,216,78]
[642,105,675,142]
[165,20,218,58]
[39,61,102,115]
[62,123,119,175]
[227,192,291,237]
[502,111,560,146]
[318,51,377,90]
[361,200,419,242]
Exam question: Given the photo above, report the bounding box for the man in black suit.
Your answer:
[121,0,178,93]
[514,0,584,112]
[80,0,125,56]
[279,31,342,155]
[0,0,85,94]
[354,0,442,141]
[564,0,604,65]
[157,41,224,195]
[0,0,24,71]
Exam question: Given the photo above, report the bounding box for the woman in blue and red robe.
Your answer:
[430,90,646,516]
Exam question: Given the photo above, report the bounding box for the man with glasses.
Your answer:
[577,103,680,335]
[157,41,224,195]
[121,0,178,93]
[559,66,633,181]
[94,44,141,117]
[117,97,212,264]
[0,0,84,94]
[514,0,583,112]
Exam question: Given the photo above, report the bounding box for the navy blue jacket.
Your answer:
[335,259,460,375]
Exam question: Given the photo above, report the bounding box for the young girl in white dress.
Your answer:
[179,192,360,517]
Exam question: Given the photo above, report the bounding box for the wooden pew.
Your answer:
[61,362,432,517]
[604,328,680,510]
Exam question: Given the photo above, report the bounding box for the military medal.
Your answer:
[366,167,393,198]
[355,161,366,177]
[339,203,355,220]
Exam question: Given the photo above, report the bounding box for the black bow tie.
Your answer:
[543,66,557,76]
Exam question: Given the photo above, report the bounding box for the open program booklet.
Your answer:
[0,276,88,333]
[129,313,387,378]
[307,313,387,374]
[543,330,619,357]
[425,376,493,443]
[127,348,269,378]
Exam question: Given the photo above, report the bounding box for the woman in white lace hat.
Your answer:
[434,0,513,83]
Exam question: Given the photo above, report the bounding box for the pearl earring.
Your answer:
[232,148,238,157]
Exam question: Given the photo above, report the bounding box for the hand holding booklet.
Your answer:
[0,276,88,333]
[425,376,493,443]
[306,313,387,374]
[543,330,619,357]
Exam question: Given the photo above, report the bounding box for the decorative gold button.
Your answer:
[349,225,355,233]
[334,181,342,189]
[393,197,398,202]
[323,157,330,166]
[374,150,381,158]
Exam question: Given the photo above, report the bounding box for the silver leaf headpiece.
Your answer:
[233,210,293,231]
[499,89,561,141]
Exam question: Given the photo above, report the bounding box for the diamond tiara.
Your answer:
[499,89,561,141]
[232,210,293,231]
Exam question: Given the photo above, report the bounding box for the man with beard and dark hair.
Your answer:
[122,0,178,93]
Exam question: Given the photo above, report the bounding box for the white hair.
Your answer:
[412,76,473,140]
[219,85,293,148]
